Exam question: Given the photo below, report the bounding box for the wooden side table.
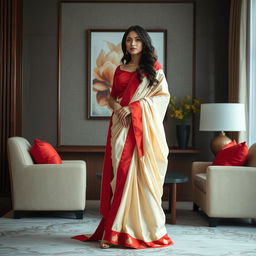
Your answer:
[164,172,189,224]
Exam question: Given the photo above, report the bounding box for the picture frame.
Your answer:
[87,29,167,119]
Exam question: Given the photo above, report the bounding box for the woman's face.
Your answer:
[125,31,143,56]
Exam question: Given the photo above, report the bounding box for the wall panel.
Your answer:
[0,0,22,196]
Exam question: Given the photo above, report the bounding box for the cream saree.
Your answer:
[72,63,173,249]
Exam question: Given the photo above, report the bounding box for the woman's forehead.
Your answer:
[127,31,140,38]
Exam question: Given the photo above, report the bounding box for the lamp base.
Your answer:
[210,131,232,155]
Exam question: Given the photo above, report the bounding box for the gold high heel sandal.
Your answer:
[100,240,111,249]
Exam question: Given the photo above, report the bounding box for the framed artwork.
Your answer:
[87,29,167,119]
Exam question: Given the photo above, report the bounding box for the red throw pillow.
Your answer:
[222,140,237,150]
[212,142,248,166]
[30,139,62,164]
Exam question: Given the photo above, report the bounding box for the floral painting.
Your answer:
[87,30,166,119]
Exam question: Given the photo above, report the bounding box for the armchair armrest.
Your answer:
[62,160,86,165]
[22,161,86,175]
[192,161,212,178]
[206,166,256,217]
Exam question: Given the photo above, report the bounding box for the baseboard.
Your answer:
[1,200,193,217]
[86,200,193,210]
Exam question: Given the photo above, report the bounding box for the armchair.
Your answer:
[192,144,256,227]
[7,137,86,219]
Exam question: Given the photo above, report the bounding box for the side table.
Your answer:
[164,172,189,224]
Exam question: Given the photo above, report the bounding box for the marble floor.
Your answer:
[0,201,256,256]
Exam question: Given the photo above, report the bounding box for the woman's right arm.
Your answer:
[109,68,130,127]
[108,96,121,112]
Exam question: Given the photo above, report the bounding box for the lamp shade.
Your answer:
[199,103,246,131]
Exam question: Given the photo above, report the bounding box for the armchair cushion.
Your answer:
[212,142,248,166]
[30,139,62,164]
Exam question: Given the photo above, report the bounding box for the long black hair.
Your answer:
[121,25,158,87]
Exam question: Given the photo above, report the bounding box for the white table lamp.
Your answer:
[199,103,246,155]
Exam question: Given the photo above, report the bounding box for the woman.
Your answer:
[72,25,173,249]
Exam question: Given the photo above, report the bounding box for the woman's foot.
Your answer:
[100,240,111,249]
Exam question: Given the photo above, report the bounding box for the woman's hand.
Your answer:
[115,106,131,127]
[108,97,131,127]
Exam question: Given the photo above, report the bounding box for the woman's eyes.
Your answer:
[126,38,141,42]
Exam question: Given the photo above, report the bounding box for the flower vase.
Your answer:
[176,124,190,149]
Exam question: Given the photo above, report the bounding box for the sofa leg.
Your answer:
[75,211,83,219]
[193,203,199,211]
[13,211,22,219]
[209,217,219,227]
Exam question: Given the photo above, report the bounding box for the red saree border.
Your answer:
[106,230,173,249]
[104,123,136,231]
[130,101,144,157]
[72,231,173,249]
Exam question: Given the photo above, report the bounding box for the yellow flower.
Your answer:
[174,110,184,120]
[168,95,201,122]
[171,110,181,119]
[184,104,190,110]
[194,99,201,105]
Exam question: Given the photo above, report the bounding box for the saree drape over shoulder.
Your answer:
[72,62,174,249]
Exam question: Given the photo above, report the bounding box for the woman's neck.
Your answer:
[129,54,141,66]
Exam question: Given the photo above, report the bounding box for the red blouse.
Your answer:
[110,66,136,99]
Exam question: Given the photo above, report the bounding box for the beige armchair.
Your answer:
[7,137,86,219]
[192,144,256,227]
